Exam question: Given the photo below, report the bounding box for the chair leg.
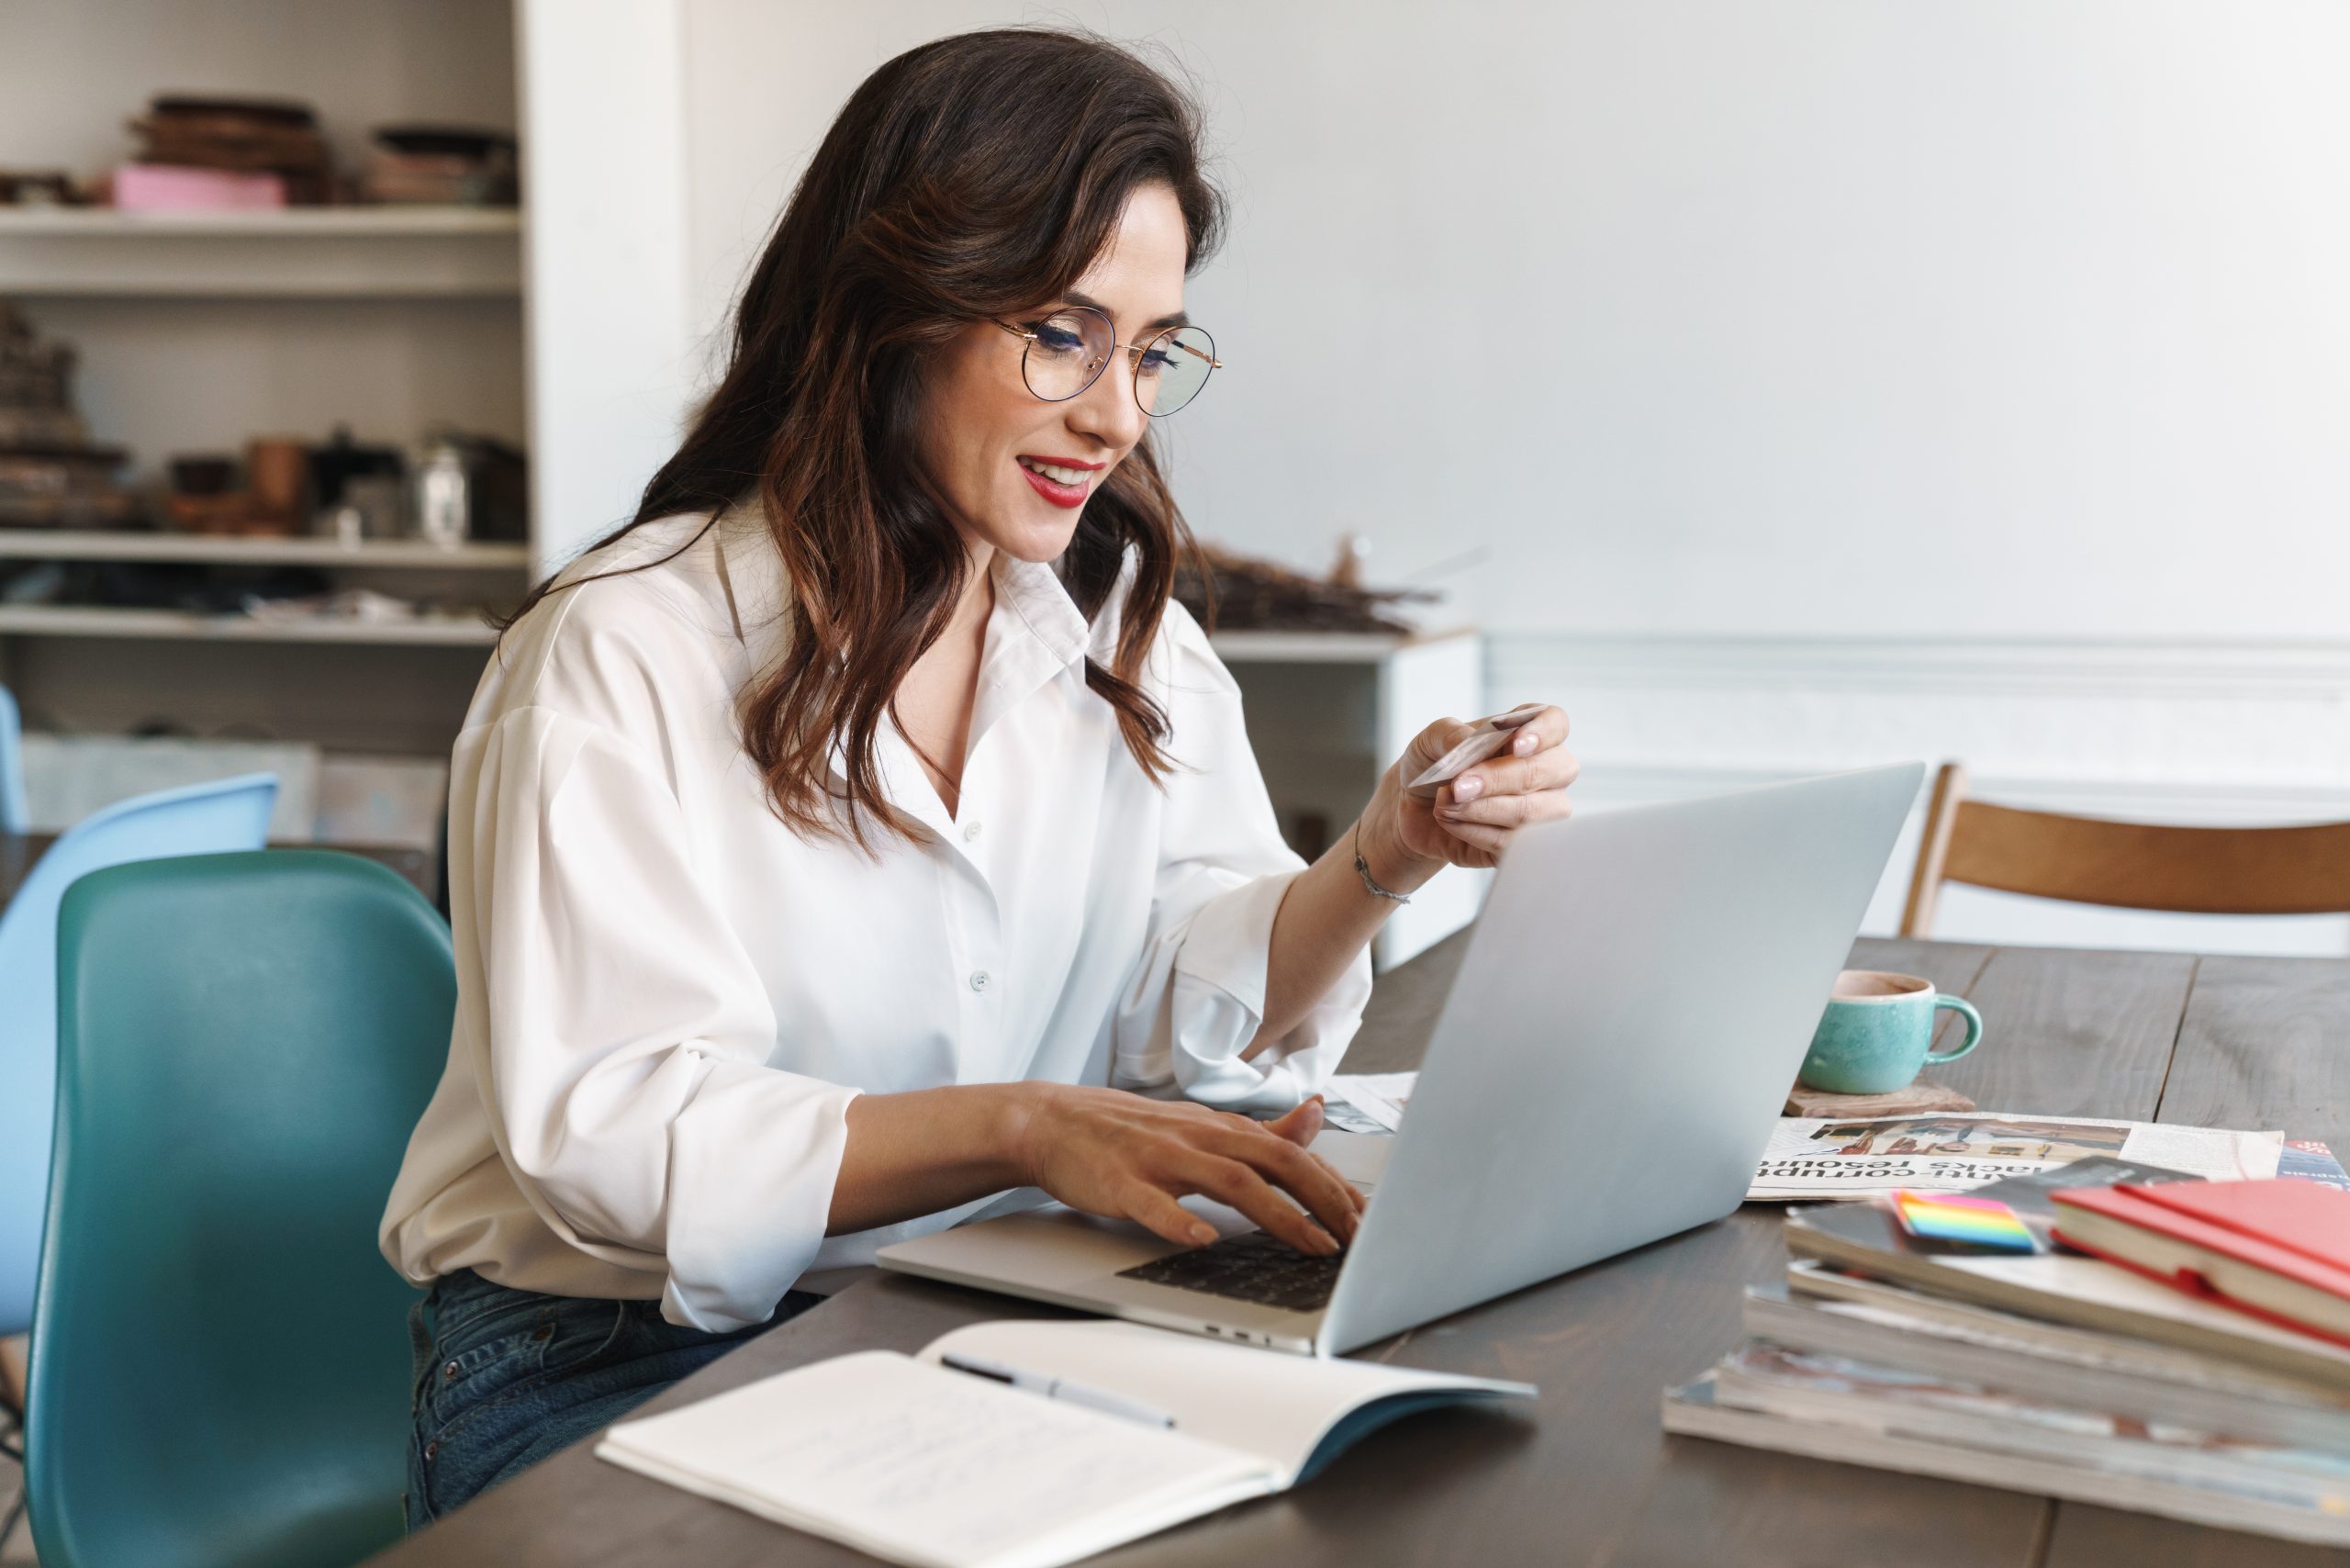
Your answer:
[0,1409,22,1555]
[1898,760,1967,937]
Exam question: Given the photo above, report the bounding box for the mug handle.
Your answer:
[1924,996,1985,1065]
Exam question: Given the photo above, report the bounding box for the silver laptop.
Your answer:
[878,764,1924,1356]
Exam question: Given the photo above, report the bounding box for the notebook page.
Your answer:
[598,1350,1272,1568]
[920,1319,1535,1484]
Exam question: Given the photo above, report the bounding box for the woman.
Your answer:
[382,28,1575,1527]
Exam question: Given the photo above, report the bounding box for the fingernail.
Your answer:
[1514,732,1539,755]
[1453,774,1483,801]
[1190,1223,1216,1246]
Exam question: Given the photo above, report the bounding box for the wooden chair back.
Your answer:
[1899,762,2350,936]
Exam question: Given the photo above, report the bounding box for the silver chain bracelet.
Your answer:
[1352,820,1411,904]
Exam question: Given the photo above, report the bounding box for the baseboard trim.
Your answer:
[1489,633,2350,700]
[1568,758,2348,825]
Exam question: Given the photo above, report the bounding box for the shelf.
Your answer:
[0,208,520,237]
[0,604,498,645]
[0,530,531,570]
[1210,627,1476,665]
[0,206,522,297]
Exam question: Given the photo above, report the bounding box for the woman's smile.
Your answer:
[1015,454,1102,509]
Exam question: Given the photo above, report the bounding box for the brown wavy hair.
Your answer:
[500,28,1225,847]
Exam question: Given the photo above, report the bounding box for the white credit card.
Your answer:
[1405,703,1546,795]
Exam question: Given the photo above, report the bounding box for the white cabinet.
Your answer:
[1213,629,1488,969]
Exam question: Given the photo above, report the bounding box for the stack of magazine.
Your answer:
[1663,1149,2350,1547]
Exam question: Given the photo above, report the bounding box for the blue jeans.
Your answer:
[404,1269,821,1529]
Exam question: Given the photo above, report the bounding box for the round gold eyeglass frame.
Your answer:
[993,307,1223,417]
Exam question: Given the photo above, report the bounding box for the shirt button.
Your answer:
[968,969,990,992]
[963,820,982,842]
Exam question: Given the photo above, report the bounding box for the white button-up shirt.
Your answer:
[379,510,1371,1331]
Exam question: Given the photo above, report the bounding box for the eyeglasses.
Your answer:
[995,305,1221,417]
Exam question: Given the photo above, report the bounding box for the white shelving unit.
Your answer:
[0,604,498,645]
[0,529,528,569]
[0,207,521,297]
[0,207,520,236]
[0,0,529,761]
[1212,627,1488,969]
[0,530,522,652]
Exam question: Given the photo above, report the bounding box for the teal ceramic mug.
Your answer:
[1798,969,1985,1094]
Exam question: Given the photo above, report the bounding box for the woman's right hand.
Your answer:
[1011,1084,1365,1255]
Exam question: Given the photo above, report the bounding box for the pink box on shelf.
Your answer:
[112,162,287,211]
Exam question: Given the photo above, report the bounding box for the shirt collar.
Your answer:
[715,502,1130,826]
[712,499,1101,669]
[989,550,1092,674]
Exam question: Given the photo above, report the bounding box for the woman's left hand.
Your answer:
[1357,704,1579,883]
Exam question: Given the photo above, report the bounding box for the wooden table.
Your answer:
[372,935,2350,1568]
[0,832,436,908]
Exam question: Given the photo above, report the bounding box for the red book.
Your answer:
[2051,1180,2350,1350]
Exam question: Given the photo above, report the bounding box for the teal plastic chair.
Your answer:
[28,851,453,1568]
[0,772,277,1339]
[0,684,28,834]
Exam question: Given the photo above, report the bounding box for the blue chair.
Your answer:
[28,852,451,1568]
[0,773,276,1341]
[0,686,27,834]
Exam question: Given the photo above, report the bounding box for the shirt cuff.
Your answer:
[656,1066,860,1331]
[1164,870,1368,1114]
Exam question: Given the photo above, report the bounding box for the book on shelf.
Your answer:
[2051,1179,2350,1349]
[597,1316,1534,1568]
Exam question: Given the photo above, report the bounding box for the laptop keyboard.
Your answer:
[1117,1229,1344,1313]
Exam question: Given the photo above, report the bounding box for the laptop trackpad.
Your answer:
[883,1132,1381,1294]
[892,1197,1257,1290]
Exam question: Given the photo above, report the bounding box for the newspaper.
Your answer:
[1323,1078,2288,1204]
[1324,1072,1416,1134]
[2280,1139,2350,1193]
[1748,1113,2283,1201]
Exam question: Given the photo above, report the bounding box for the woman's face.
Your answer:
[920,182,1191,564]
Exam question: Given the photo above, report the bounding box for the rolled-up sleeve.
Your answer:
[463,705,857,1331]
[1109,610,1373,1113]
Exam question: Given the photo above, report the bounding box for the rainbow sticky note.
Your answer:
[1893,1190,2038,1251]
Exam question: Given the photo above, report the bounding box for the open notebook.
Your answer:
[596,1317,1535,1568]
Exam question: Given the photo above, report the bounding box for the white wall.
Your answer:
[677,1,2350,629]
[518,0,696,572]
[658,1,2350,952]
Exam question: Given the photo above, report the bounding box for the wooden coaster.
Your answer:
[1781,1080,1978,1118]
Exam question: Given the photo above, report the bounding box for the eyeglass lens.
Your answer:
[1021,308,1216,416]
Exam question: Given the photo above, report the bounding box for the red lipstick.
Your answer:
[1016,455,1102,510]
